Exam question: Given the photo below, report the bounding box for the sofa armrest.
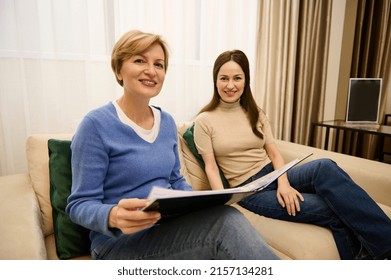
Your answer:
[0,173,47,259]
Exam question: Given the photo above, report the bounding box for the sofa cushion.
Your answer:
[176,123,210,190]
[48,139,91,259]
[182,124,230,188]
[233,204,340,259]
[26,134,72,237]
[0,174,47,259]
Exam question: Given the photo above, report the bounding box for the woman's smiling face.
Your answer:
[117,43,166,100]
[216,60,245,103]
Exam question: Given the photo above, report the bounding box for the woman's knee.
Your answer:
[316,158,336,167]
[314,158,341,174]
[205,205,252,233]
[208,205,245,226]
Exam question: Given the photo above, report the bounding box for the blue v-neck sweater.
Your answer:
[66,102,192,249]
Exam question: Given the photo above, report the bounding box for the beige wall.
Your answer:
[324,0,358,121]
[324,0,391,121]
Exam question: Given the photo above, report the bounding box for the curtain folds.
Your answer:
[254,0,332,144]
[348,0,390,159]
[255,0,300,141]
[293,0,331,145]
[255,0,390,162]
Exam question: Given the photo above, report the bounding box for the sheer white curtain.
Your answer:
[0,0,258,175]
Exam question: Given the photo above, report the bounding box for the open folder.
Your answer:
[143,153,313,220]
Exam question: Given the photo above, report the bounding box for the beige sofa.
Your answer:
[1,122,391,260]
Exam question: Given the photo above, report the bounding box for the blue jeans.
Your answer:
[238,159,391,259]
[91,205,279,260]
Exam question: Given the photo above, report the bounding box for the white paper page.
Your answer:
[146,153,312,201]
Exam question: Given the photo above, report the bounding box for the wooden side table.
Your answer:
[310,119,391,162]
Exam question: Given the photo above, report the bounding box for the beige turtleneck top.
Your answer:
[194,99,275,187]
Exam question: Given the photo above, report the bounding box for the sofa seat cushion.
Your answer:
[232,204,340,259]
[234,202,391,260]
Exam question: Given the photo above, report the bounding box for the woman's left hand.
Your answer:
[276,182,304,216]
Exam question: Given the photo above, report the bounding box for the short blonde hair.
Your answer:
[111,30,170,86]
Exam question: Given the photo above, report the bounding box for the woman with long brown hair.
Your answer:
[194,49,391,259]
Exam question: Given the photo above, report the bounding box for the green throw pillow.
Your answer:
[182,124,230,188]
[48,139,91,259]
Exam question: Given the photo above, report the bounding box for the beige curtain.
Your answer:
[349,0,391,159]
[254,0,332,144]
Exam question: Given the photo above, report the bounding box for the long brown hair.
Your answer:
[198,50,263,139]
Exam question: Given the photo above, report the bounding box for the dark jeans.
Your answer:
[238,158,391,259]
[91,205,279,260]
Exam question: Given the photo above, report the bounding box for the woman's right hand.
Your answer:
[109,198,161,235]
[276,180,304,217]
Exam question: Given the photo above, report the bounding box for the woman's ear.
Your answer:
[116,71,123,82]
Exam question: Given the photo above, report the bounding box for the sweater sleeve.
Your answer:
[194,113,214,155]
[259,110,275,145]
[65,115,119,238]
